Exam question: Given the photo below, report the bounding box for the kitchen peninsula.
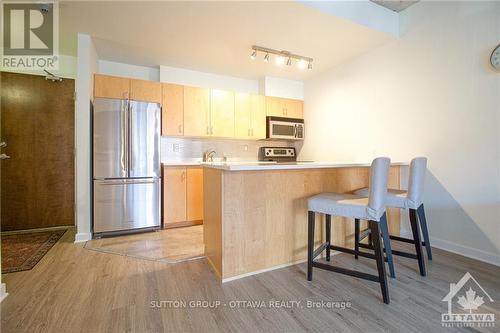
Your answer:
[203,162,404,281]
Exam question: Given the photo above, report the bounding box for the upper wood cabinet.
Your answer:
[162,83,184,136]
[184,86,210,137]
[210,89,235,138]
[130,79,162,103]
[94,74,161,103]
[266,96,303,119]
[94,74,130,99]
[235,93,266,139]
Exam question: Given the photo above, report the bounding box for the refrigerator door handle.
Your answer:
[128,100,132,175]
[99,179,157,185]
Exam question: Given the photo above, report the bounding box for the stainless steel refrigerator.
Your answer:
[92,98,161,237]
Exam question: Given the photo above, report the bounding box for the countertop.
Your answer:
[163,161,408,171]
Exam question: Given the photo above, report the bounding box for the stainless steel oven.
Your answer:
[266,116,304,140]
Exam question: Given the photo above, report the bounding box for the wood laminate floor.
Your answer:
[1,228,499,333]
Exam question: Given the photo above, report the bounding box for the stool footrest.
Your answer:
[329,245,376,260]
[312,261,380,282]
[358,243,418,259]
[390,235,427,246]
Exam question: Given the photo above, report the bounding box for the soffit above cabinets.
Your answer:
[370,0,419,13]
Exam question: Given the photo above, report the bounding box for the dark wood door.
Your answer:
[1,72,75,231]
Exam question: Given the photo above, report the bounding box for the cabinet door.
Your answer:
[234,92,251,139]
[265,96,286,117]
[186,167,203,222]
[251,94,266,139]
[210,89,235,138]
[285,99,304,119]
[130,79,162,103]
[94,74,130,99]
[162,84,184,136]
[163,167,187,224]
[184,86,210,137]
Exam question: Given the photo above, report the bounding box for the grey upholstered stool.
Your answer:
[307,157,394,304]
[353,157,430,277]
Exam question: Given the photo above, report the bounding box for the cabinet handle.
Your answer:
[248,128,251,137]
[181,171,186,181]
[206,126,209,135]
[178,124,182,133]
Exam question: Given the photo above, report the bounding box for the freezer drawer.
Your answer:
[93,178,160,234]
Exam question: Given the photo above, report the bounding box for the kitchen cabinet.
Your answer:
[94,74,161,103]
[163,166,203,227]
[94,74,130,99]
[184,86,210,137]
[210,89,235,137]
[186,167,203,221]
[266,96,304,119]
[162,83,184,136]
[163,167,187,224]
[130,79,162,103]
[235,93,266,139]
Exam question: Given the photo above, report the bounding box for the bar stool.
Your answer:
[307,157,394,304]
[353,157,430,277]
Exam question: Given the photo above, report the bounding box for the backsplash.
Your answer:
[160,137,296,163]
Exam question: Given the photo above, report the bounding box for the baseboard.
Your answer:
[0,283,8,302]
[74,232,92,243]
[399,230,499,267]
[222,259,308,283]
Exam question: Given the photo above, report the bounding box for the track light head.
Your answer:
[250,50,257,60]
[264,53,269,62]
[286,57,292,66]
[297,59,307,70]
[308,61,313,70]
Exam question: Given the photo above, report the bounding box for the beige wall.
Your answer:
[300,1,500,264]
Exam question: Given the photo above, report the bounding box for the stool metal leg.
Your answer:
[325,214,331,261]
[409,209,426,276]
[417,204,432,260]
[369,220,390,304]
[354,218,360,260]
[379,213,395,278]
[307,211,315,281]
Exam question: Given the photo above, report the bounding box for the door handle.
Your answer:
[0,153,11,160]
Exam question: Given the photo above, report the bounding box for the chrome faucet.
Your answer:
[203,150,216,162]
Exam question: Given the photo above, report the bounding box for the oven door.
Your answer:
[268,120,304,140]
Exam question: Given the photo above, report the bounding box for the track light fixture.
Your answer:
[251,45,313,70]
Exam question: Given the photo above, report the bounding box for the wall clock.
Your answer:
[491,44,500,70]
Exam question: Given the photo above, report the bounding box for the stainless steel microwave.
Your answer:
[266,116,304,140]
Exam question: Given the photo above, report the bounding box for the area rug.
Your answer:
[1,229,66,274]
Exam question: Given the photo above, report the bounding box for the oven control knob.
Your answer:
[266,152,270,155]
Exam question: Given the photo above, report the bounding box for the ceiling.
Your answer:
[59,1,394,80]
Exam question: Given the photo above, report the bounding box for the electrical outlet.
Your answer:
[243,145,248,151]
[173,143,180,152]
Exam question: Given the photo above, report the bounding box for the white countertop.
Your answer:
[163,161,408,171]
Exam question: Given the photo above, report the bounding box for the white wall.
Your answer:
[260,76,304,100]
[301,1,500,265]
[160,65,258,92]
[75,33,97,242]
[98,60,159,81]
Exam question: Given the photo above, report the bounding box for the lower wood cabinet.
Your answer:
[162,166,203,228]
